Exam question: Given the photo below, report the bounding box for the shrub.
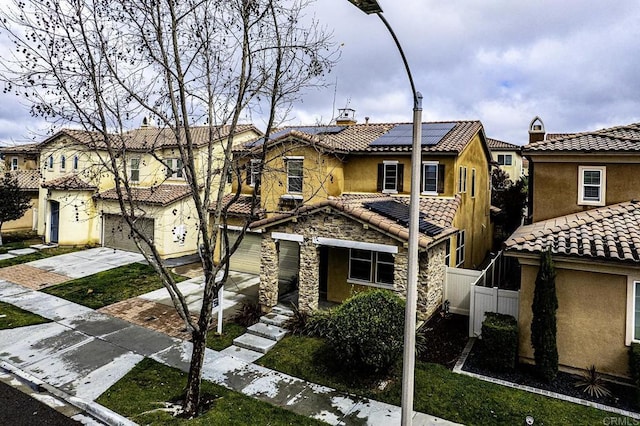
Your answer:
[284,304,310,335]
[573,365,611,398]
[531,248,558,382]
[233,301,262,327]
[630,343,640,406]
[480,312,518,372]
[304,308,334,338]
[327,289,405,372]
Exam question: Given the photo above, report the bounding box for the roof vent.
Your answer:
[336,108,357,126]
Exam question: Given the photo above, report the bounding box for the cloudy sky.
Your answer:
[1,0,640,145]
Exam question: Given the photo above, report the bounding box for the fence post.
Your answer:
[468,282,475,337]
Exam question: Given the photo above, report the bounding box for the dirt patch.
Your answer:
[417,313,469,369]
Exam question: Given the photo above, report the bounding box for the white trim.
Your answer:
[219,224,263,233]
[578,165,606,206]
[271,232,303,243]
[421,161,439,194]
[312,236,398,253]
[383,160,399,165]
[280,194,303,200]
[626,277,640,345]
[283,156,304,160]
[347,278,394,290]
[10,157,18,171]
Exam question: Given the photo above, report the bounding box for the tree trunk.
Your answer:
[183,326,207,417]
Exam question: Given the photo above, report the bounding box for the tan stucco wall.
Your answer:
[43,190,100,246]
[531,161,640,222]
[2,193,38,233]
[518,264,629,377]
[490,150,524,182]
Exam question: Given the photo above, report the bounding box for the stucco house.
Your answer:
[504,118,640,378]
[0,143,41,233]
[487,137,526,180]
[223,111,494,317]
[30,124,260,258]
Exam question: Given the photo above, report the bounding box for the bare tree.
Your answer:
[0,0,336,416]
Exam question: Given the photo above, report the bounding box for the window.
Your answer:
[286,158,303,193]
[578,166,606,206]
[626,278,640,345]
[455,230,465,267]
[377,161,403,193]
[349,249,394,286]
[458,166,467,193]
[497,154,513,165]
[421,162,438,194]
[634,281,640,342]
[73,155,79,171]
[166,158,184,179]
[10,157,18,171]
[444,238,451,267]
[471,168,476,198]
[130,158,140,182]
[47,155,53,171]
[249,159,261,187]
[60,155,66,171]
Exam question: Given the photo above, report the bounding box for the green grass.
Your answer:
[206,322,246,351]
[258,335,630,425]
[0,246,83,268]
[43,263,186,309]
[0,301,50,329]
[97,358,325,425]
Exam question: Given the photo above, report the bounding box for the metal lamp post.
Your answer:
[346,2,422,425]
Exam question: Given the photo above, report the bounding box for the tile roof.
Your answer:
[7,170,40,191]
[487,138,521,151]
[524,122,640,153]
[251,193,460,249]
[504,200,640,263]
[42,125,261,152]
[97,184,193,206]
[241,121,484,155]
[0,143,40,155]
[215,193,264,218]
[42,174,96,191]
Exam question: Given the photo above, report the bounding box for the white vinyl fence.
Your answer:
[444,252,520,337]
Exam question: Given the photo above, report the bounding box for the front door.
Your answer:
[50,201,60,243]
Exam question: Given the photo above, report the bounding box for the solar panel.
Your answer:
[363,200,443,237]
[369,122,456,147]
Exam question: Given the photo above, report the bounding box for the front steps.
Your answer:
[222,304,294,362]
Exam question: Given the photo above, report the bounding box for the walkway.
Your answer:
[0,250,458,426]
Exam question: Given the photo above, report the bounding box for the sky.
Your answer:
[1,0,640,146]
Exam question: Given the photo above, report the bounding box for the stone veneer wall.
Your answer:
[258,211,447,319]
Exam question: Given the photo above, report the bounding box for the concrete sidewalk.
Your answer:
[0,269,458,425]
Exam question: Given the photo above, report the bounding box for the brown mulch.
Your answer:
[0,264,69,289]
[98,298,202,341]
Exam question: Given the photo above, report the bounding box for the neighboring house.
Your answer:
[0,143,41,232]
[487,137,525,180]
[33,124,260,258]
[223,113,494,317]
[504,118,640,378]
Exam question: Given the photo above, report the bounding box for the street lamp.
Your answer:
[346,2,422,425]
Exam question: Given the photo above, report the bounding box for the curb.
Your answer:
[1,361,137,426]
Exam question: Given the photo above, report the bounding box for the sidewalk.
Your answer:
[0,270,458,425]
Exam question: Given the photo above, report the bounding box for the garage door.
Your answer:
[227,231,263,274]
[103,214,154,253]
[278,240,299,282]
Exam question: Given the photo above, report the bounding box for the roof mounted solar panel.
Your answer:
[369,122,456,147]
[363,200,444,237]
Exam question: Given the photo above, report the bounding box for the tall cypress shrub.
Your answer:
[531,248,558,382]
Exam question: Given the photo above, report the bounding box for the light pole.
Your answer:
[346,2,422,425]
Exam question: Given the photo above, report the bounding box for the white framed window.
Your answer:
[348,248,394,286]
[458,166,467,193]
[626,278,640,345]
[130,158,140,183]
[497,154,512,165]
[455,230,466,267]
[60,155,66,171]
[47,155,54,171]
[249,159,261,187]
[383,161,399,193]
[286,158,303,193]
[421,161,438,195]
[73,155,79,171]
[578,166,606,206]
[444,238,451,267]
[471,168,476,198]
[166,158,184,179]
[10,157,18,171]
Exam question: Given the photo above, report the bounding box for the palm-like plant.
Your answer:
[574,365,611,398]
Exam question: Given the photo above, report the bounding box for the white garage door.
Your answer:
[103,214,154,253]
[227,231,262,274]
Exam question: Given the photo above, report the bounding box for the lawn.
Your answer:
[43,262,186,309]
[97,357,325,425]
[258,335,629,425]
[0,301,50,329]
[206,322,246,351]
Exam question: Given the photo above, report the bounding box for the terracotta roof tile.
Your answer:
[215,193,264,218]
[505,200,640,263]
[0,143,40,155]
[97,184,192,206]
[42,174,96,191]
[487,138,521,151]
[7,170,40,190]
[524,122,640,153]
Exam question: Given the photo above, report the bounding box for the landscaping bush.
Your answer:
[480,312,518,372]
[304,308,334,338]
[327,289,405,372]
[233,301,262,326]
[630,343,640,406]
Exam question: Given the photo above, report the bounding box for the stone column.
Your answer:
[259,235,279,313]
[297,241,320,313]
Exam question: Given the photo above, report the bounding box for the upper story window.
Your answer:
[60,155,66,171]
[471,168,476,198]
[455,230,466,267]
[497,154,512,165]
[10,157,18,171]
[578,166,606,206]
[47,155,54,171]
[249,159,261,187]
[166,158,184,179]
[458,166,467,193]
[377,161,403,193]
[130,158,140,183]
[285,157,303,193]
[73,155,79,171]
[348,248,394,286]
[444,238,451,267]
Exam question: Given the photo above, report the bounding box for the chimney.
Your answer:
[336,108,357,126]
[528,116,545,144]
[141,116,152,128]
